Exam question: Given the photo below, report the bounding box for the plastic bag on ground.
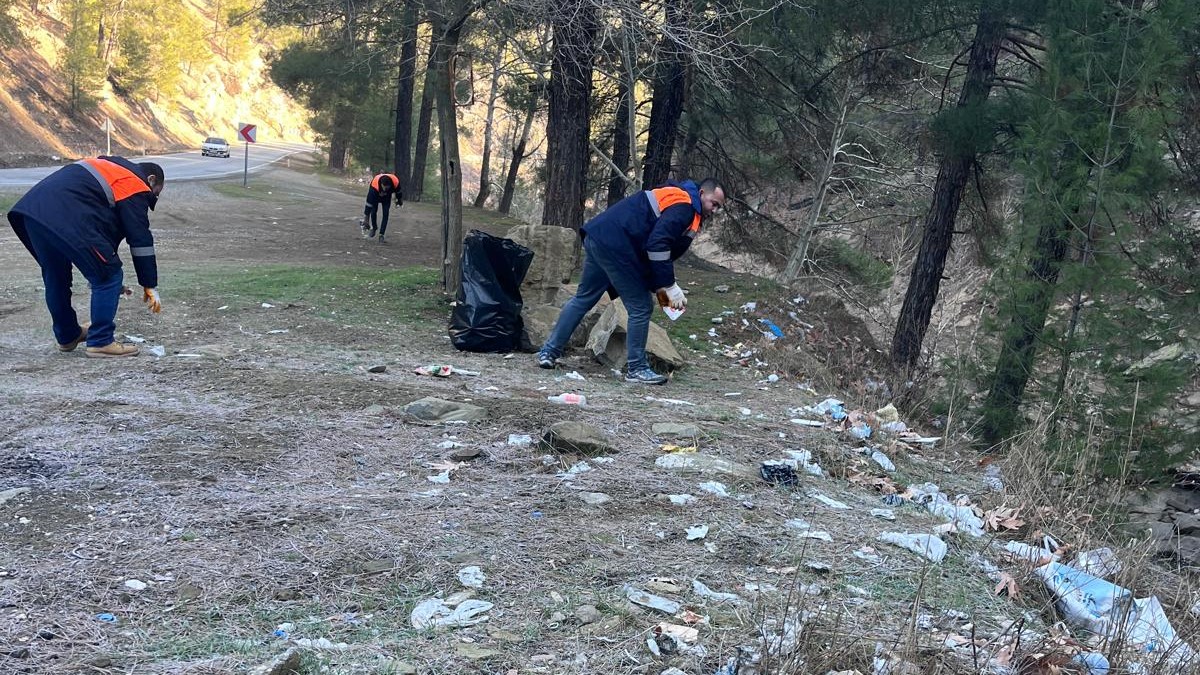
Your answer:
[449,230,534,353]
[878,532,948,563]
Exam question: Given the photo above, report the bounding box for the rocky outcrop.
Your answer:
[506,224,580,306]
[585,300,684,372]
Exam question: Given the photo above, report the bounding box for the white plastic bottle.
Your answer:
[547,393,587,406]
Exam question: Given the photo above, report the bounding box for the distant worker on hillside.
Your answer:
[360,173,403,244]
[536,177,726,385]
[6,156,165,358]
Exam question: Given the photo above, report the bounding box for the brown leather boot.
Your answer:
[85,342,140,358]
[57,323,91,352]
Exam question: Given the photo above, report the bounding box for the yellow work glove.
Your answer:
[143,287,162,313]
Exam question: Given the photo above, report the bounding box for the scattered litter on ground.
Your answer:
[410,597,493,629]
[644,396,695,406]
[870,508,896,520]
[457,566,485,589]
[507,434,532,446]
[907,483,985,536]
[267,329,290,334]
[797,531,833,542]
[436,440,464,450]
[124,334,146,343]
[557,461,592,481]
[698,481,731,498]
[812,493,851,509]
[865,448,895,472]
[661,443,698,454]
[624,585,682,614]
[547,393,587,406]
[94,613,117,623]
[686,524,709,541]
[693,579,743,604]
[123,579,148,591]
[878,532,947,563]
[559,371,586,381]
[578,491,612,506]
[0,487,31,506]
[668,494,696,505]
[291,637,349,651]
[414,364,480,377]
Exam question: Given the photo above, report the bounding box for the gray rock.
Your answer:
[1175,513,1200,535]
[1148,521,1178,555]
[362,404,389,416]
[575,604,602,625]
[714,285,730,293]
[541,422,616,456]
[654,453,759,481]
[1176,536,1200,565]
[1166,488,1200,513]
[1124,343,1186,375]
[652,422,699,438]
[248,648,301,675]
[586,300,684,372]
[521,304,563,349]
[578,491,612,506]
[506,224,580,305]
[401,397,486,423]
[1125,489,1172,516]
[367,364,387,373]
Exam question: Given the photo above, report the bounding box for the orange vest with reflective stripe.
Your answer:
[78,158,151,206]
[649,186,701,235]
[371,173,400,191]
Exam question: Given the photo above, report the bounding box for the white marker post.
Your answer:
[237,122,257,187]
[100,118,113,155]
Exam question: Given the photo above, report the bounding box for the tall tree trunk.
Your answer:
[327,105,354,171]
[500,96,536,215]
[541,2,598,231]
[890,7,1006,370]
[640,3,687,189]
[432,18,466,295]
[782,83,852,284]
[393,4,419,185]
[607,75,632,206]
[979,212,1073,448]
[410,38,437,201]
[474,38,505,208]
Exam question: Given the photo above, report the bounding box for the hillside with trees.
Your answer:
[264,0,1198,472]
[0,0,310,165]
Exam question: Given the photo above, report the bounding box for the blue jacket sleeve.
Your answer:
[117,193,158,288]
[644,203,694,289]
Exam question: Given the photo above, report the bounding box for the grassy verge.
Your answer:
[170,264,446,327]
[663,273,781,352]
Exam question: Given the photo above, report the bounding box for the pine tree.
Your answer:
[60,0,105,112]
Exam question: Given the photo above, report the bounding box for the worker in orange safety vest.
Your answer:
[360,173,403,244]
[7,156,165,358]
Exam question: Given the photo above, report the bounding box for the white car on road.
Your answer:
[201,137,231,158]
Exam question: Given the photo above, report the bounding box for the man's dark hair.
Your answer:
[699,177,723,193]
[379,175,394,191]
[139,162,165,184]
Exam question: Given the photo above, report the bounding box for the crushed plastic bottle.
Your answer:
[547,393,587,406]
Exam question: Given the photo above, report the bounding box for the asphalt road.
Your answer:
[0,142,314,187]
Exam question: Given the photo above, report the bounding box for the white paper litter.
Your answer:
[410,597,494,629]
[457,566,485,589]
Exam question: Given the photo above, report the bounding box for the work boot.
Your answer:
[378,234,387,244]
[625,367,668,385]
[368,226,377,239]
[57,322,90,352]
[536,351,558,369]
[85,342,140,359]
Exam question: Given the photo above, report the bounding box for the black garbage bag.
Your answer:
[449,229,535,353]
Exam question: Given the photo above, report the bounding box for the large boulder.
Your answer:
[521,302,606,351]
[585,300,684,372]
[506,224,580,305]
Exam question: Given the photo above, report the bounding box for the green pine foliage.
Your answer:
[979,0,1198,474]
[59,0,105,112]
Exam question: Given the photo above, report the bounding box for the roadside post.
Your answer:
[237,122,257,187]
[100,117,113,155]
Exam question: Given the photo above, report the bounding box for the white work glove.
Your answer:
[143,287,162,313]
[660,283,687,310]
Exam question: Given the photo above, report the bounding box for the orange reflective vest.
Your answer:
[647,186,701,237]
[371,173,400,192]
[75,158,152,207]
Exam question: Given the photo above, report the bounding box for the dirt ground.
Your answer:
[0,163,1026,674]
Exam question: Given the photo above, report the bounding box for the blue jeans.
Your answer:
[542,238,654,372]
[23,221,123,348]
